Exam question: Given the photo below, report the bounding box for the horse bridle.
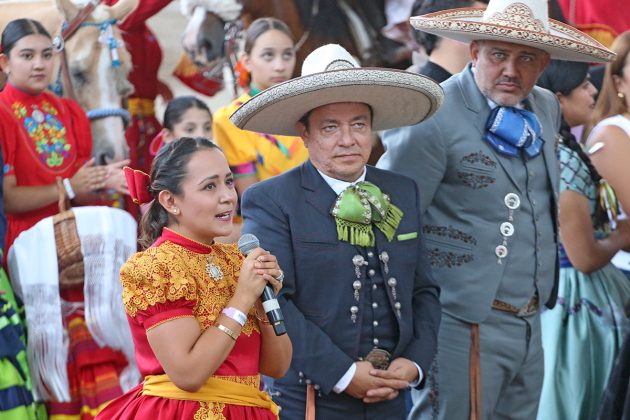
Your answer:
[222,19,243,98]
[203,0,320,99]
[51,0,130,125]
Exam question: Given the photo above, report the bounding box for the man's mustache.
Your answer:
[496,76,522,87]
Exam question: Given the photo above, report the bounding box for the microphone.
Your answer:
[237,234,287,336]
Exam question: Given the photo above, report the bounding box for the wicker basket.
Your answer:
[53,178,84,288]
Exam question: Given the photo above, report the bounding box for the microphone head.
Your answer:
[238,233,260,256]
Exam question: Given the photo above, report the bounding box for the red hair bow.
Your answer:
[123,166,153,205]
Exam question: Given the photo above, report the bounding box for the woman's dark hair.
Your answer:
[537,59,608,227]
[591,30,630,126]
[537,59,590,96]
[1,18,51,56]
[139,137,221,248]
[163,96,212,131]
[243,17,294,55]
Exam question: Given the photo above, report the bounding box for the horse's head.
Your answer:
[181,0,244,90]
[55,0,137,165]
[182,7,226,68]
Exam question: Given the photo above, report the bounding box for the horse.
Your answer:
[0,0,137,164]
[181,0,413,84]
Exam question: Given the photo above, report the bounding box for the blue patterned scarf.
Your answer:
[484,106,544,158]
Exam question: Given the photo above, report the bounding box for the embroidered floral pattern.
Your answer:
[557,297,630,324]
[423,225,477,245]
[121,241,259,336]
[428,358,440,420]
[11,100,72,169]
[409,8,615,62]
[486,3,546,32]
[191,376,261,418]
[214,375,260,389]
[195,402,226,420]
[427,248,474,268]
[457,171,496,189]
[460,151,497,169]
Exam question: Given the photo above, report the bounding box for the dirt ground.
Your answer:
[146,1,238,123]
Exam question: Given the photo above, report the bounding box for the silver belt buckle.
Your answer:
[516,294,539,317]
[364,348,391,370]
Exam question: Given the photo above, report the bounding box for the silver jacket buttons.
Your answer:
[504,193,521,209]
[495,245,508,259]
[500,222,514,237]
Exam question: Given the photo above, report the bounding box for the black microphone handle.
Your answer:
[261,285,287,336]
[237,233,287,336]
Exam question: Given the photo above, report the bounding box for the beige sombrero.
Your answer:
[230,44,444,136]
[410,0,615,63]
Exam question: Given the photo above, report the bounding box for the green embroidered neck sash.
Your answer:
[331,181,403,247]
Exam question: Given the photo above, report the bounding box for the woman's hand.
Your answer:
[254,251,283,295]
[103,159,131,195]
[233,248,283,310]
[70,158,108,195]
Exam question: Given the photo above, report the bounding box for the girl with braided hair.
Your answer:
[536,60,630,420]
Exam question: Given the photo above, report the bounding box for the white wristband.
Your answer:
[62,178,76,200]
[221,307,247,327]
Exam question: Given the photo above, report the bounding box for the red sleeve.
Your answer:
[107,0,172,30]
[62,98,93,168]
[133,297,196,331]
[0,102,19,177]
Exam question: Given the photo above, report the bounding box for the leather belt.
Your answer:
[491,293,539,317]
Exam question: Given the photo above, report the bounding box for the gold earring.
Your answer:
[618,92,625,99]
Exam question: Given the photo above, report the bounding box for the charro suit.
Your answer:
[241,160,441,419]
[378,64,561,419]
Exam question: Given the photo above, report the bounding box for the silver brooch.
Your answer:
[352,254,368,278]
[379,251,390,275]
[350,305,359,323]
[206,256,223,281]
[353,280,362,301]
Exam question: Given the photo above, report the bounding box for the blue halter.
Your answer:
[484,106,544,158]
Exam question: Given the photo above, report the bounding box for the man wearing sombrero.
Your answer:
[231,44,443,419]
[377,0,615,419]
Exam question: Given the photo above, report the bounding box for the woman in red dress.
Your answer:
[0,19,115,254]
[97,137,291,419]
[0,18,132,419]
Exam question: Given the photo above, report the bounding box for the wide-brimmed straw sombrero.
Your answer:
[230,44,444,136]
[410,0,615,63]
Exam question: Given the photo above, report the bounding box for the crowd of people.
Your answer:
[0,0,629,419]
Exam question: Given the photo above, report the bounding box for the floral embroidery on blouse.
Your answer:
[11,100,72,169]
[121,241,260,336]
